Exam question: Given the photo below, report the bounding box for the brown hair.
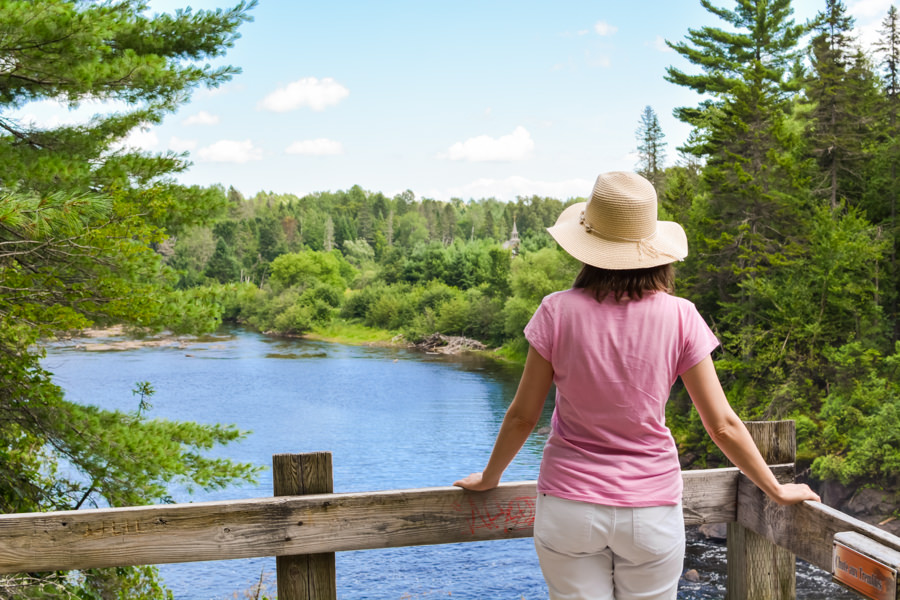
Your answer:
[573,263,674,303]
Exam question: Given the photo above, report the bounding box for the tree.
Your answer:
[0,1,257,596]
[664,0,831,438]
[665,0,806,213]
[205,238,241,283]
[873,5,900,338]
[323,215,335,251]
[877,6,900,100]
[635,105,667,188]
[805,0,872,209]
[665,0,809,331]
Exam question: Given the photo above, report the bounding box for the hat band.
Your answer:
[579,210,679,263]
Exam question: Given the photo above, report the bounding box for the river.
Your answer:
[43,327,854,599]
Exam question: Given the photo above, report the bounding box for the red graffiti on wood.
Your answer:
[453,495,536,535]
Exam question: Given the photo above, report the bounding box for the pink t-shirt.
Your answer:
[524,288,719,507]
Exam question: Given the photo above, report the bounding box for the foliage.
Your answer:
[0,0,257,597]
[812,343,900,487]
[805,0,876,210]
[659,0,900,489]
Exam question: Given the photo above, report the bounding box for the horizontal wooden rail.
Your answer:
[0,467,753,574]
[736,474,900,572]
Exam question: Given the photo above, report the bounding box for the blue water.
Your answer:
[43,328,853,600]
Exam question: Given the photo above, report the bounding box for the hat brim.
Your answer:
[547,202,687,270]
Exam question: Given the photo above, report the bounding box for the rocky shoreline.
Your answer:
[56,326,228,352]
[412,333,487,354]
[58,326,492,357]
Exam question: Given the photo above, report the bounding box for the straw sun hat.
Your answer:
[547,171,687,270]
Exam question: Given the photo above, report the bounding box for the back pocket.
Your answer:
[631,504,685,555]
[534,494,593,554]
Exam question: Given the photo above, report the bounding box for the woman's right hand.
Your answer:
[770,482,821,506]
[453,471,500,491]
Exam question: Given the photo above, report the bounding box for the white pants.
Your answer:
[533,494,685,600]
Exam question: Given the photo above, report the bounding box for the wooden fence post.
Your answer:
[726,420,796,600]
[273,452,337,600]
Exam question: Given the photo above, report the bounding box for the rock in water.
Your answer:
[698,522,727,541]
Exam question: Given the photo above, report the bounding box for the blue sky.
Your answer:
[13,0,896,201]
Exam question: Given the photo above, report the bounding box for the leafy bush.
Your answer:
[269,250,355,292]
[811,343,900,487]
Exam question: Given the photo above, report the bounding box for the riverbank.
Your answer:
[301,320,526,363]
[54,325,230,352]
[59,320,526,363]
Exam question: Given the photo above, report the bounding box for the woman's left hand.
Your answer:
[453,471,499,491]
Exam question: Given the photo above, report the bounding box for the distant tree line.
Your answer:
[169,186,578,352]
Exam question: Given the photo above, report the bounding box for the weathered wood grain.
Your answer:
[273,453,335,600]
[0,468,743,574]
[682,467,740,525]
[737,481,900,573]
[727,421,797,600]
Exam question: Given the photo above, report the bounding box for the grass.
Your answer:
[306,319,400,345]
[305,319,529,366]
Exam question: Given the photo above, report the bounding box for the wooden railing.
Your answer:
[0,422,898,600]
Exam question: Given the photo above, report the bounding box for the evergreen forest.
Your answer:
[2,0,900,596]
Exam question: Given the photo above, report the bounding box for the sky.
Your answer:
[12,0,900,202]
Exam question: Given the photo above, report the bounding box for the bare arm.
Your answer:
[681,356,820,506]
[454,346,554,491]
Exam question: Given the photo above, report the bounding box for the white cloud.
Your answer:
[168,136,197,152]
[285,138,343,156]
[12,98,130,129]
[847,0,894,49]
[258,77,350,112]
[849,0,893,19]
[441,175,593,202]
[182,110,220,126]
[17,111,65,129]
[442,126,535,162]
[653,36,673,53]
[197,139,262,163]
[594,21,618,36]
[114,124,158,151]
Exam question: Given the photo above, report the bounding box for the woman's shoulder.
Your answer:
[628,292,703,321]
[651,291,698,309]
[540,287,593,307]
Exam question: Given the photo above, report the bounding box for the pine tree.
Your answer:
[877,6,900,100]
[0,1,257,596]
[805,0,870,209]
[872,5,900,340]
[635,105,667,188]
[665,0,817,421]
[665,0,808,320]
[205,238,241,283]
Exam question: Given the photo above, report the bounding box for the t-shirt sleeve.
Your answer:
[675,303,720,375]
[524,298,554,364]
